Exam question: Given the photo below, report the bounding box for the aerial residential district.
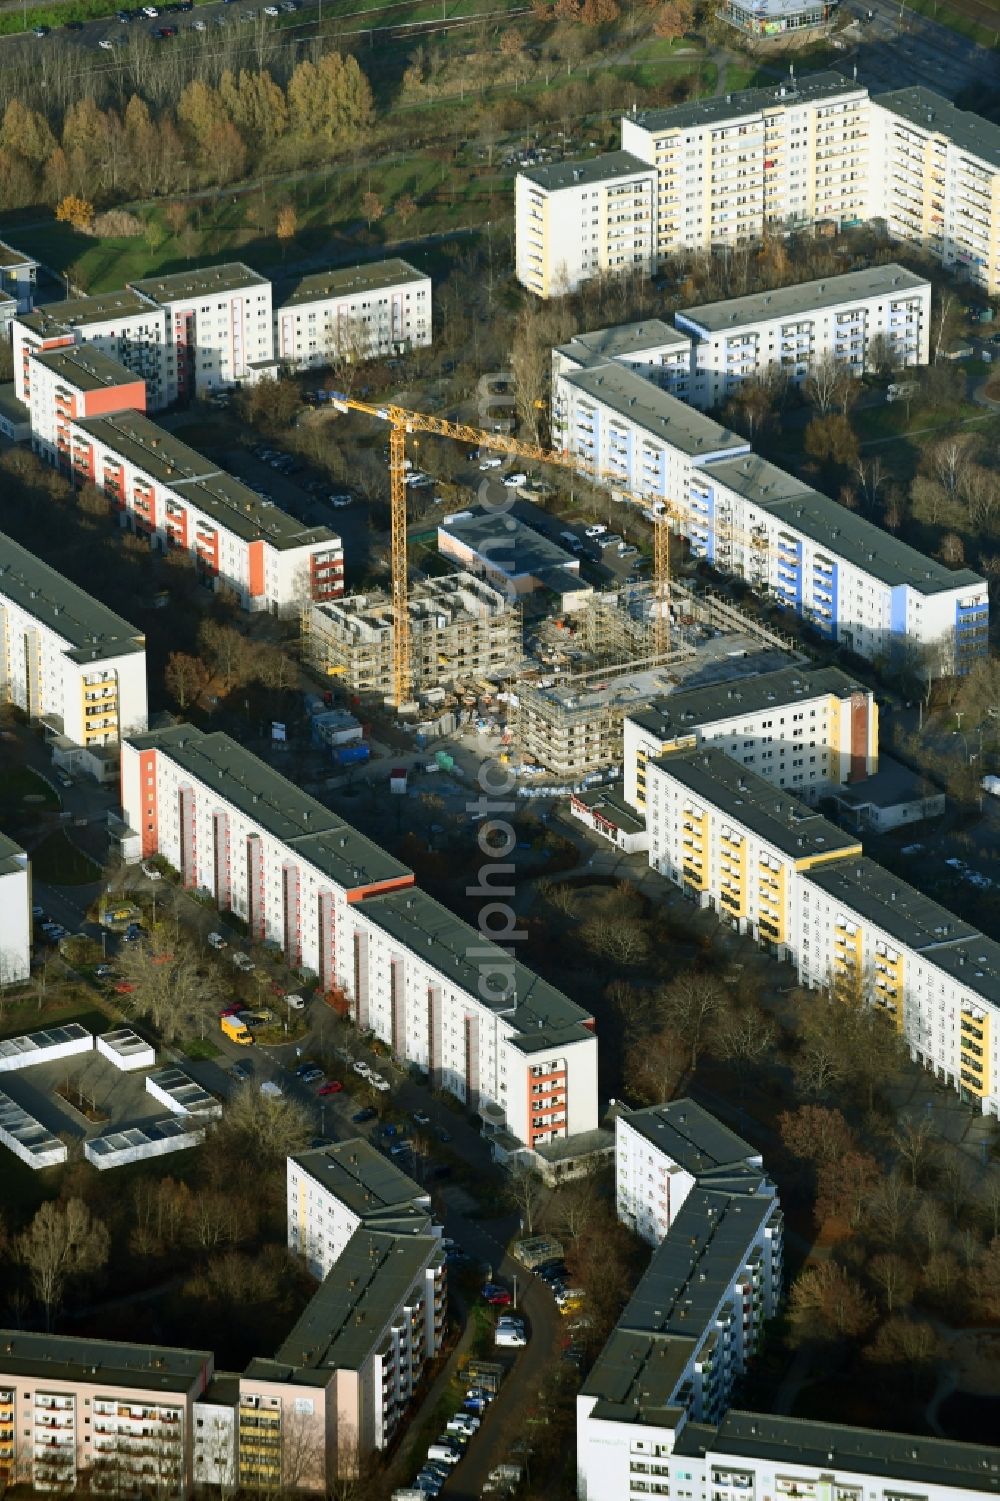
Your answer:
[2,0,1000,1497]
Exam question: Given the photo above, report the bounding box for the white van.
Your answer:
[426,1445,461,1466]
[260,1080,283,1099]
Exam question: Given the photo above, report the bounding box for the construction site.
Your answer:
[300,572,521,698]
[507,582,801,779]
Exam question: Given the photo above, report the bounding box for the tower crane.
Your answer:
[328,393,676,708]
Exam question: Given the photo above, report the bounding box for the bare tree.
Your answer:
[713,1003,776,1096]
[868,1251,915,1312]
[18,1199,110,1328]
[659,972,726,1072]
[625,1024,686,1106]
[789,1260,876,1344]
[892,1116,937,1187]
[215,1085,311,1166]
[504,1162,546,1235]
[805,352,853,416]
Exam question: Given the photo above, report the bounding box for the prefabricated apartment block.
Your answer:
[274,258,431,369]
[578,1100,998,1501]
[0,831,31,986]
[12,257,433,412]
[518,73,1000,296]
[622,663,877,811]
[0,529,148,766]
[119,725,599,1151]
[301,572,520,696]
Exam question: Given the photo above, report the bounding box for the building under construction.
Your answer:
[510,582,801,779]
[301,571,521,697]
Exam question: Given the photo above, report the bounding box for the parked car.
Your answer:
[95,965,115,979]
[479,457,502,470]
[353,1106,377,1123]
[495,1328,527,1348]
[295,1062,322,1081]
[413,1111,431,1126]
[482,1286,512,1307]
[318,1080,343,1096]
[503,472,527,488]
[141,861,162,880]
[585,524,607,537]
[207,932,228,949]
[232,951,255,972]
[231,1060,253,1081]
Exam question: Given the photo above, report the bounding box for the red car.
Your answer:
[220,1002,243,1018]
[270,981,286,997]
[114,981,136,994]
[317,1080,343,1096]
[484,1290,512,1307]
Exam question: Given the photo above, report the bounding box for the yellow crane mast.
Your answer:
[328,393,675,708]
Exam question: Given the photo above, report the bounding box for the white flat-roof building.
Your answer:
[0,529,148,759]
[552,319,694,404]
[274,258,431,369]
[0,238,38,315]
[129,264,275,404]
[675,264,931,410]
[84,1116,208,1170]
[0,1090,67,1169]
[870,87,1000,297]
[26,345,146,469]
[516,152,657,298]
[96,1028,156,1071]
[799,858,1000,1115]
[287,1139,435,1279]
[622,663,877,813]
[620,72,871,260]
[145,1066,222,1119]
[120,725,599,1150]
[645,745,862,955]
[688,452,988,672]
[0,1023,93,1073]
[70,411,343,614]
[0,832,31,987]
[12,292,169,410]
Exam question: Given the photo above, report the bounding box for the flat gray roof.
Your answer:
[0,239,35,270]
[573,786,647,836]
[273,1229,440,1374]
[0,529,145,664]
[76,412,339,551]
[0,384,30,427]
[440,511,580,581]
[651,745,861,862]
[621,1098,759,1175]
[703,1411,1000,1493]
[565,363,749,460]
[130,262,268,302]
[277,258,428,310]
[291,1138,430,1228]
[0,1331,210,1391]
[365,886,594,1038]
[628,70,863,134]
[830,753,936,812]
[707,454,985,595]
[125,725,413,898]
[556,320,689,369]
[0,1022,92,1063]
[878,85,1000,170]
[627,663,863,739]
[585,1180,776,1420]
[146,1065,219,1115]
[33,345,140,392]
[676,264,928,335]
[520,150,653,192]
[803,857,1000,1008]
[87,1117,205,1158]
[20,289,159,333]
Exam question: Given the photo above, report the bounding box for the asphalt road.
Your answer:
[844,0,996,97]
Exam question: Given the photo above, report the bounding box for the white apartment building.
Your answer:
[70,410,343,614]
[799,858,1000,1115]
[129,264,275,405]
[623,664,877,812]
[274,258,431,369]
[615,1098,764,1246]
[0,529,148,766]
[0,239,37,326]
[13,292,169,410]
[871,86,1000,296]
[552,319,694,403]
[674,263,931,409]
[119,726,599,1148]
[516,152,657,298]
[27,346,146,468]
[287,1139,435,1279]
[578,1101,783,1496]
[0,1333,213,1496]
[551,359,751,510]
[0,832,31,986]
[645,746,861,954]
[620,70,870,260]
[688,452,988,672]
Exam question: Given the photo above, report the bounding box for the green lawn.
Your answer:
[181,1036,222,1060]
[30,830,101,885]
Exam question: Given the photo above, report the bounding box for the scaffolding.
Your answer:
[301,571,522,699]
